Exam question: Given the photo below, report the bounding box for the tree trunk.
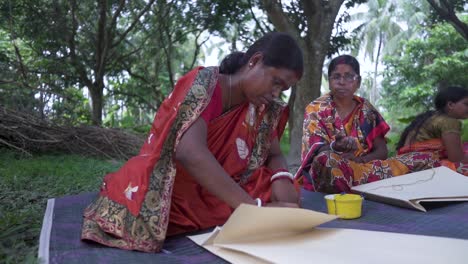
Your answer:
[89,84,104,126]
[426,0,468,41]
[261,0,344,166]
[371,33,383,104]
[287,48,323,166]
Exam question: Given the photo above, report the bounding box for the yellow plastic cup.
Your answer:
[324,193,363,219]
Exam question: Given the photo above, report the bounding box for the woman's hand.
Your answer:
[340,136,388,163]
[333,132,357,153]
[266,137,300,206]
[271,179,300,205]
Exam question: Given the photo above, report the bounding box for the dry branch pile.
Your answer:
[0,106,145,160]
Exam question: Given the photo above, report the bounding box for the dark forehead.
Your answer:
[269,67,298,85]
[330,64,357,74]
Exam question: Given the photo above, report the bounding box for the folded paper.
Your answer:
[189,204,468,264]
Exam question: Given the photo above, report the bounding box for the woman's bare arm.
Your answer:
[341,136,388,163]
[175,118,256,208]
[442,132,467,162]
[266,137,299,205]
[361,136,388,162]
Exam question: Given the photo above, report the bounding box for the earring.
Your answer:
[249,63,253,67]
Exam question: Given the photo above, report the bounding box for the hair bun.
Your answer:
[219,52,245,74]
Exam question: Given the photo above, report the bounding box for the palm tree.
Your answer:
[350,0,402,104]
[385,0,430,53]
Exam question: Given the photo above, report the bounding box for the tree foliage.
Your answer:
[426,0,468,40]
[0,0,256,127]
[350,0,403,104]
[1,0,158,125]
[381,16,468,128]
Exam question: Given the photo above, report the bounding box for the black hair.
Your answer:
[219,32,304,78]
[396,86,468,151]
[327,55,360,77]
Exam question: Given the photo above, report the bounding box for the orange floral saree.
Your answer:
[295,94,439,193]
[81,67,290,252]
[398,139,468,176]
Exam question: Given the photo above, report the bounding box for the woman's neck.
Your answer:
[221,73,244,112]
[333,96,356,120]
[333,96,355,109]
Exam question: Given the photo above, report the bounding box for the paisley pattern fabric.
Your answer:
[81,67,289,252]
[295,94,438,193]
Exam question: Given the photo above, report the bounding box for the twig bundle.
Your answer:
[0,106,145,160]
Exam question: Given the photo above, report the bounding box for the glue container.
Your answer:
[324,193,363,219]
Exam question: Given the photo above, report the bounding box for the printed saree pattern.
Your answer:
[398,140,468,176]
[296,94,438,193]
[81,67,288,252]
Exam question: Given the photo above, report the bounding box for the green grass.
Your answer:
[463,120,468,142]
[0,150,123,264]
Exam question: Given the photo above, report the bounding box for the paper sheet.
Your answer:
[213,204,337,244]
[351,166,468,211]
[189,229,269,264]
[189,204,468,264]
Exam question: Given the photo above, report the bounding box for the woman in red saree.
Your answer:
[81,32,304,252]
[397,86,468,176]
[295,55,438,193]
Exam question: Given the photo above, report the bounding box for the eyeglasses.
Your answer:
[329,74,360,83]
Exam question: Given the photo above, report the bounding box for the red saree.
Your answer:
[295,94,439,193]
[81,67,289,252]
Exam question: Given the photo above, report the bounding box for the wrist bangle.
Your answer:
[271,175,294,184]
[271,168,289,175]
[330,140,343,154]
[270,171,294,182]
[255,198,262,207]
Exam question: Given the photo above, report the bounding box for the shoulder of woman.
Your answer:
[313,94,332,104]
[432,114,461,132]
[196,66,218,77]
[431,113,458,123]
[358,96,373,107]
[190,66,219,87]
[305,95,330,113]
[359,97,382,113]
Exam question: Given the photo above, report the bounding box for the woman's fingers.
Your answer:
[335,131,346,141]
[335,136,353,152]
[348,137,358,150]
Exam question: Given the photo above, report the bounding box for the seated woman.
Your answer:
[397,86,468,176]
[296,55,438,193]
[80,32,304,252]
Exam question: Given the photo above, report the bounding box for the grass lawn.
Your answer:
[0,150,123,264]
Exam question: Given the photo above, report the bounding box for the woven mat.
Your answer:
[38,190,468,263]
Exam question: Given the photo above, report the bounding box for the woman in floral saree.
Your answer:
[81,32,304,252]
[397,86,468,176]
[296,55,438,193]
